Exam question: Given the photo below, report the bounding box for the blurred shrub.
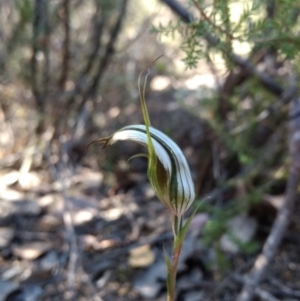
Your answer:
[153,0,299,270]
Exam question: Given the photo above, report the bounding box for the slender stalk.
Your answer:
[167,216,184,301]
[168,242,182,301]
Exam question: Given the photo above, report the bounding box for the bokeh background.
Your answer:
[0,1,300,300]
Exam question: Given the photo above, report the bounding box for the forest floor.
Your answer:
[1,82,300,301]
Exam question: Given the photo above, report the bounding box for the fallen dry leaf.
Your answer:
[0,169,19,186]
[263,194,285,210]
[80,235,118,251]
[37,214,62,231]
[128,244,155,268]
[19,171,42,190]
[12,242,51,260]
[37,193,63,209]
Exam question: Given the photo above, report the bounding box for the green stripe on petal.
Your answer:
[100,124,195,217]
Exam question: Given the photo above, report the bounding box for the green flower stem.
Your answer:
[167,216,184,301]
[167,243,182,301]
[166,206,200,301]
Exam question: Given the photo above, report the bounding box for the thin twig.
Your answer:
[212,141,223,206]
[255,288,280,301]
[59,0,70,90]
[161,0,192,23]
[192,0,235,40]
[232,274,280,301]
[57,0,128,126]
[269,278,300,298]
[60,151,79,301]
[43,0,50,103]
[86,0,129,100]
[79,265,104,301]
[65,0,106,100]
[31,0,44,112]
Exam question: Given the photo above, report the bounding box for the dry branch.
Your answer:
[31,0,44,111]
[32,0,50,134]
[68,1,106,101]
[86,0,129,100]
[58,0,70,90]
[232,274,280,301]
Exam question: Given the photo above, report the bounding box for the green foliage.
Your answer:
[215,246,230,271]
[231,236,259,255]
[202,203,241,245]
[153,0,300,67]
[14,0,33,23]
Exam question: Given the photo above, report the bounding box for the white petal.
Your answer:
[110,126,172,174]
[107,124,195,216]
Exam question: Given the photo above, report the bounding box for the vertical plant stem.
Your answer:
[167,216,183,301]
[168,242,182,301]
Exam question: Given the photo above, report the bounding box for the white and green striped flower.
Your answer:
[96,124,195,218]
[90,59,195,230]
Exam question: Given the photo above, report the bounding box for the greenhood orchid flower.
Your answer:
[90,59,195,226]
[90,60,198,301]
[98,124,195,218]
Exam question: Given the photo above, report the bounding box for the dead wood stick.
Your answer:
[255,288,280,301]
[235,92,300,301]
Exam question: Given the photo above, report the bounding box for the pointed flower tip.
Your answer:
[99,124,195,217]
[87,137,111,151]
